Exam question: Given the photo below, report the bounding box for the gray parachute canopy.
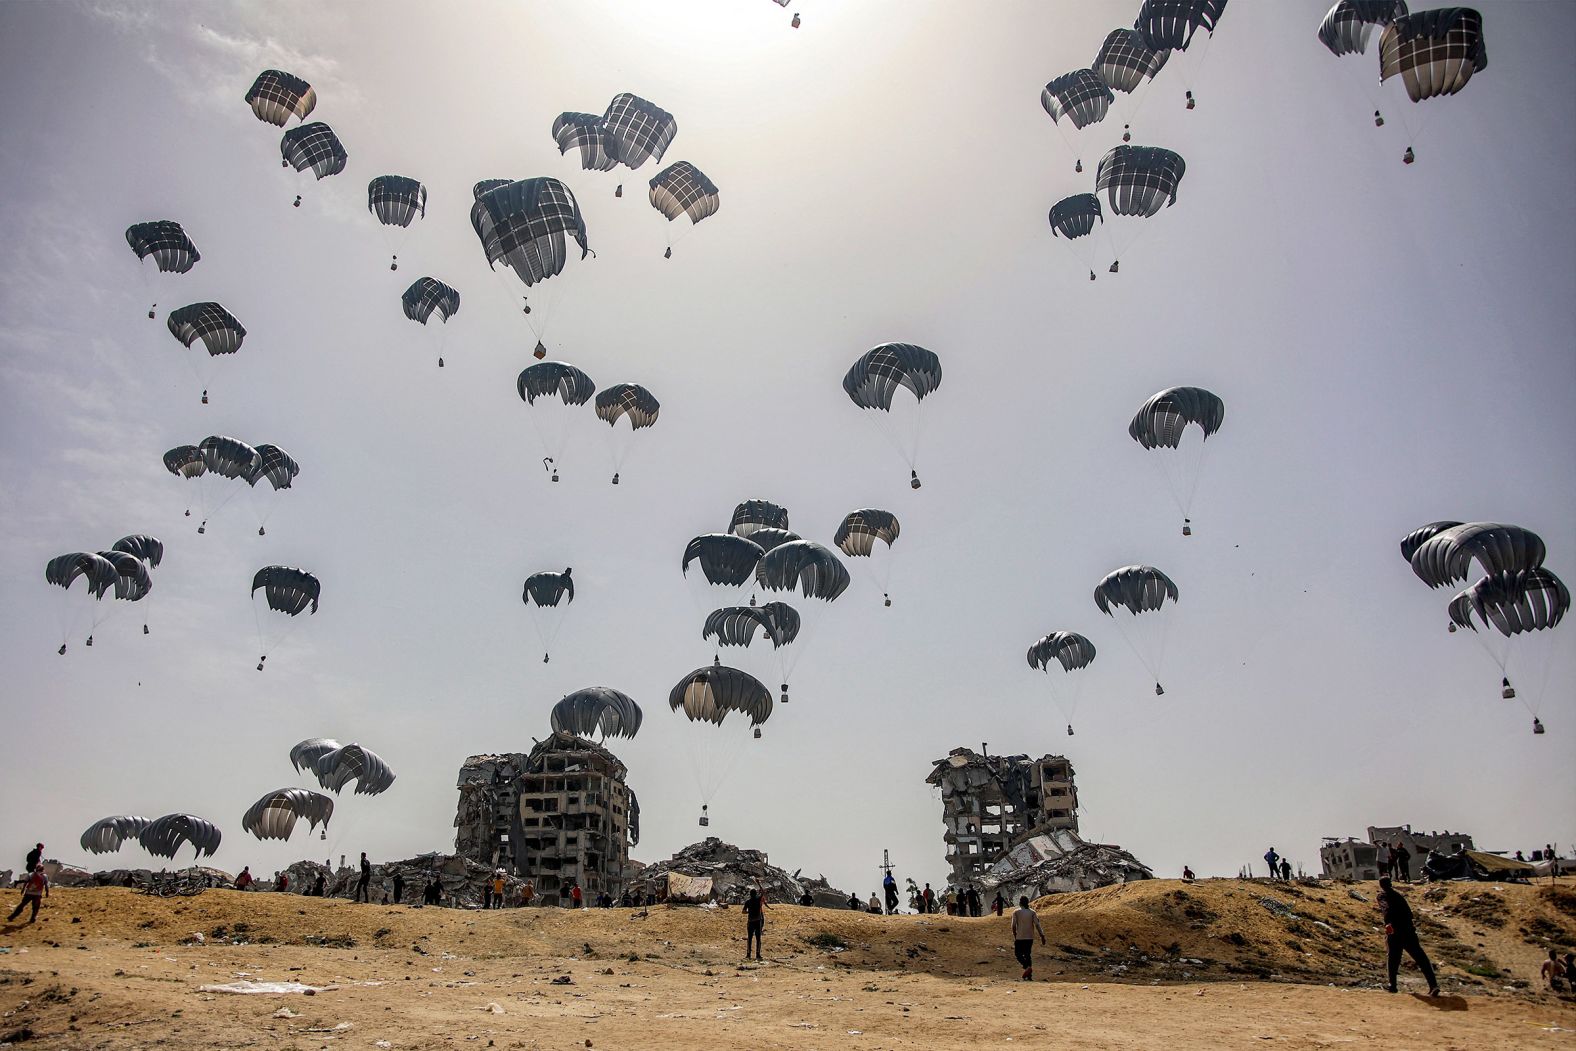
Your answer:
[552,111,621,171]
[80,816,150,854]
[649,162,720,224]
[1094,28,1171,92]
[245,444,299,491]
[1096,145,1186,217]
[402,277,460,325]
[683,534,765,586]
[1094,565,1179,615]
[97,550,152,602]
[245,69,317,126]
[1027,631,1098,673]
[523,568,574,607]
[517,361,596,405]
[703,602,801,649]
[470,178,591,288]
[1409,522,1546,590]
[1399,520,1462,564]
[139,813,222,859]
[1049,194,1103,239]
[550,687,644,740]
[835,509,900,557]
[368,175,427,228]
[1135,0,1229,52]
[46,552,118,597]
[290,738,342,775]
[242,788,334,841]
[313,743,396,796]
[1318,1,1409,57]
[1448,568,1568,638]
[843,343,943,410]
[1040,69,1115,129]
[1129,386,1225,448]
[163,445,206,478]
[252,566,320,616]
[730,500,790,537]
[669,664,772,726]
[167,303,246,356]
[757,540,851,601]
[595,384,660,429]
[1379,7,1487,102]
[601,93,678,169]
[112,535,164,568]
[280,122,347,179]
[199,434,260,479]
[126,221,199,274]
[744,527,801,554]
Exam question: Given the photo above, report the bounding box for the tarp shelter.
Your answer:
[666,871,714,903]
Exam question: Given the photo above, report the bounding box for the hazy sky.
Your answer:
[1,1,1572,895]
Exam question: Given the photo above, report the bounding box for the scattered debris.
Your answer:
[627,838,851,906]
[989,829,1153,901]
[198,981,329,995]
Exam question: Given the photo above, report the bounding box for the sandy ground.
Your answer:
[0,878,1571,1049]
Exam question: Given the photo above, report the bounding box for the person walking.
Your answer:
[882,871,899,915]
[967,885,982,917]
[569,881,583,909]
[492,870,505,909]
[1263,847,1280,879]
[921,883,935,915]
[391,870,403,904]
[355,852,372,903]
[1010,896,1047,981]
[744,886,768,961]
[1377,876,1439,996]
[24,843,43,876]
[992,891,1006,917]
[8,865,48,924]
[1393,843,1411,883]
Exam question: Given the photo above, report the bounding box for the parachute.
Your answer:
[251,565,320,670]
[730,500,791,538]
[756,541,850,602]
[46,551,117,653]
[1040,69,1116,174]
[1379,8,1486,102]
[1399,520,1462,563]
[126,221,198,319]
[1408,523,1546,590]
[112,534,164,568]
[1096,145,1186,217]
[1135,1,1229,51]
[98,550,152,602]
[550,687,644,740]
[244,444,299,534]
[290,738,342,775]
[684,533,765,590]
[594,383,659,483]
[648,161,719,257]
[80,816,150,854]
[1095,28,1171,92]
[367,175,427,270]
[553,112,621,171]
[280,122,347,206]
[670,663,773,821]
[242,788,334,841]
[835,509,900,606]
[1027,631,1098,735]
[471,178,591,356]
[163,444,210,522]
[166,302,245,403]
[602,93,678,170]
[843,343,943,488]
[1448,567,1567,720]
[312,743,396,796]
[745,527,801,554]
[704,602,801,650]
[138,814,222,859]
[1048,194,1106,280]
[245,69,317,126]
[1319,1,1409,56]
[1094,565,1179,695]
[517,361,596,480]
[195,434,259,533]
[1129,385,1225,534]
[402,277,460,367]
[523,568,574,662]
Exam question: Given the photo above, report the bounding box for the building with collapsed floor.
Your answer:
[927,745,1148,896]
[454,731,639,906]
[1319,837,1382,880]
[1318,826,1476,880]
[627,837,851,906]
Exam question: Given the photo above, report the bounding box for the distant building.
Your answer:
[1367,825,1474,881]
[1319,837,1381,880]
[926,747,1079,887]
[454,731,639,906]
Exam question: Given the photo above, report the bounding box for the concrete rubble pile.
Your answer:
[87,866,233,891]
[628,837,851,906]
[280,852,529,907]
[982,828,1152,901]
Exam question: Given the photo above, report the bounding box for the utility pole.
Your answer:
[878,848,895,877]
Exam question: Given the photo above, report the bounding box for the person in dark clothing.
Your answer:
[355,852,372,903]
[798,889,814,906]
[882,871,899,915]
[483,882,493,909]
[921,883,935,915]
[1263,847,1280,879]
[847,892,862,910]
[9,866,48,924]
[992,891,1006,916]
[24,844,43,875]
[966,885,982,917]
[1279,858,1292,881]
[391,871,403,904]
[1377,877,1438,995]
[312,873,326,897]
[1393,844,1411,883]
[744,886,767,961]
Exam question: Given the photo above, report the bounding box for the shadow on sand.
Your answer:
[1412,993,1468,1011]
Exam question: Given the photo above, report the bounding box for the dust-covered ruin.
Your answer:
[927,745,1150,898]
[454,731,638,905]
[627,837,852,906]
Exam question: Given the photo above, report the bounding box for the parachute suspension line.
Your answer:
[1175,26,1218,110]
[1047,120,1084,175]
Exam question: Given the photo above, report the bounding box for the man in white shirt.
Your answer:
[1011,896,1047,981]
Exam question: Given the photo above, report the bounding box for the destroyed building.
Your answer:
[455,731,639,906]
[1319,826,1477,880]
[926,745,1148,896]
[627,837,852,907]
[1319,837,1382,880]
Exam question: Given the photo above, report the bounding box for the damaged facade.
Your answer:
[1319,826,1477,880]
[1319,838,1382,880]
[627,837,851,906]
[927,746,1148,896]
[454,731,639,906]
